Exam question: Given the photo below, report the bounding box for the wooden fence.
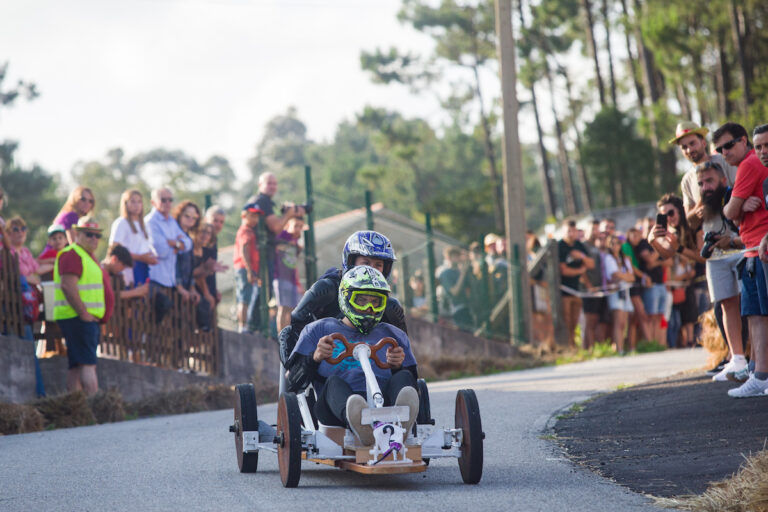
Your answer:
[0,248,220,376]
[0,247,25,338]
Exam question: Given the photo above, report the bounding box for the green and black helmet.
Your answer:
[338,265,391,334]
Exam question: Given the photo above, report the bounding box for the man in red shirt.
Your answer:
[55,217,114,395]
[721,122,768,398]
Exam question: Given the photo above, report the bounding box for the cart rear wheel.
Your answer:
[455,389,483,484]
[277,392,302,488]
[233,383,259,473]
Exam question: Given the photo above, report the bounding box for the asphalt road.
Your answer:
[1,348,704,512]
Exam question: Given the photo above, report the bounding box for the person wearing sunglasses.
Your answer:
[720,122,768,398]
[6,216,52,285]
[53,216,115,395]
[285,265,419,446]
[52,185,96,245]
[670,121,738,228]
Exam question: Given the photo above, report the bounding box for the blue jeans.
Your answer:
[235,268,260,329]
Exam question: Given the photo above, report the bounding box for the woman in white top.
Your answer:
[109,189,158,287]
[604,235,636,354]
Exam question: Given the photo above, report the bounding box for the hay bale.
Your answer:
[29,391,96,429]
[88,390,126,424]
[0,402,45,435]
[127,385,207,417]
[656,449,768,512]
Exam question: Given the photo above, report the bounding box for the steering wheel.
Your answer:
[324,332,397,369]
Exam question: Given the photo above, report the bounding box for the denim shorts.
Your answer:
[608,290,633,312]
[235,267,259,305]
[57,317,100,369]
[740,257,768,316]
[642,284,667,315]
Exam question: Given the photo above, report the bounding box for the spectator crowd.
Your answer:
[554,120,768,399]
[3,120,768,401]
[0,171,308,396]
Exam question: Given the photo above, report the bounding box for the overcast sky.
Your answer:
[1,0,447,181]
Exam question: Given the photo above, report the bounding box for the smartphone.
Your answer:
[656,212,667,230]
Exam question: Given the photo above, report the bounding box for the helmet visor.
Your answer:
[349,290,388,313]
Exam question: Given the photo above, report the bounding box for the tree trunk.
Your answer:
[675,80,691,121]
[729,0,751,115]
[601,0,617,106]
[715,28,733,119]
[531,84,557,220]
[517,0,556,220]
[632,0,664,195]
[561,68,592,212]
[471,62,505,233]
[546,67,577,216]
[582,0,606,107]
[692,50,709,125]
[619,0,644,109]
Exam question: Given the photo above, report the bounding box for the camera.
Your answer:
[281,203,313,215]
[700,231,718,259]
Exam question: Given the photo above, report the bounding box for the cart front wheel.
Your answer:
[277,392,302,488]
[455,389,483,484]
[234,383,259,473]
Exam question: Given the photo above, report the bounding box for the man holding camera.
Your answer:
[721,122,768,397]
[695,161,745,382]
[249,172,306,298]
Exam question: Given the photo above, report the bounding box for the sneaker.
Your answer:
[727,375,768,398]
[728,366,751,383]
[394,386,419,440]
[345,395,374,446]
[706,357,729,376]
[713,359,747,382]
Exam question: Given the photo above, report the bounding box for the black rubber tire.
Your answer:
[455,389,483,484]
[234,383,259,473]
[416,378,432,425]
[277,392,302,488]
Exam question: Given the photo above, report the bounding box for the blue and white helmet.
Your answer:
[341,231,396,278]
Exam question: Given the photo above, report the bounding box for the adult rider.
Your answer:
[278,230,408,364]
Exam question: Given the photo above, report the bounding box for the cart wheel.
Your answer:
[455,389,483,484]
[277,392,302,488]
[416,379,432,425]
[233,383,259,473]
[415,379,432,466]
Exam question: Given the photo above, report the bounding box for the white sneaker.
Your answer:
[345,395,374,445]
[394,386,419,439]
[713,359,747,382]
[728,375,768,398]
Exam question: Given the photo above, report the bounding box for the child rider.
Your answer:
[284,265,419,446]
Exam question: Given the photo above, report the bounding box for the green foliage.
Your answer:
[581,107,656,208]
[635,339,667,353]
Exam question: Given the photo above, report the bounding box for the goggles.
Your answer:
[349,290,388,313]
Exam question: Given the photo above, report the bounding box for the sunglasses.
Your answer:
[11,226,27,233]
[160,197,174,203]
[715,138,740,154]
[80,196,95,205]
[84,232,102,239]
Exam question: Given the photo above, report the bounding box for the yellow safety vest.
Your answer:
[53,244,105,320]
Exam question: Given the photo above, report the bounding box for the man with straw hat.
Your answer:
[670,121,737,222]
